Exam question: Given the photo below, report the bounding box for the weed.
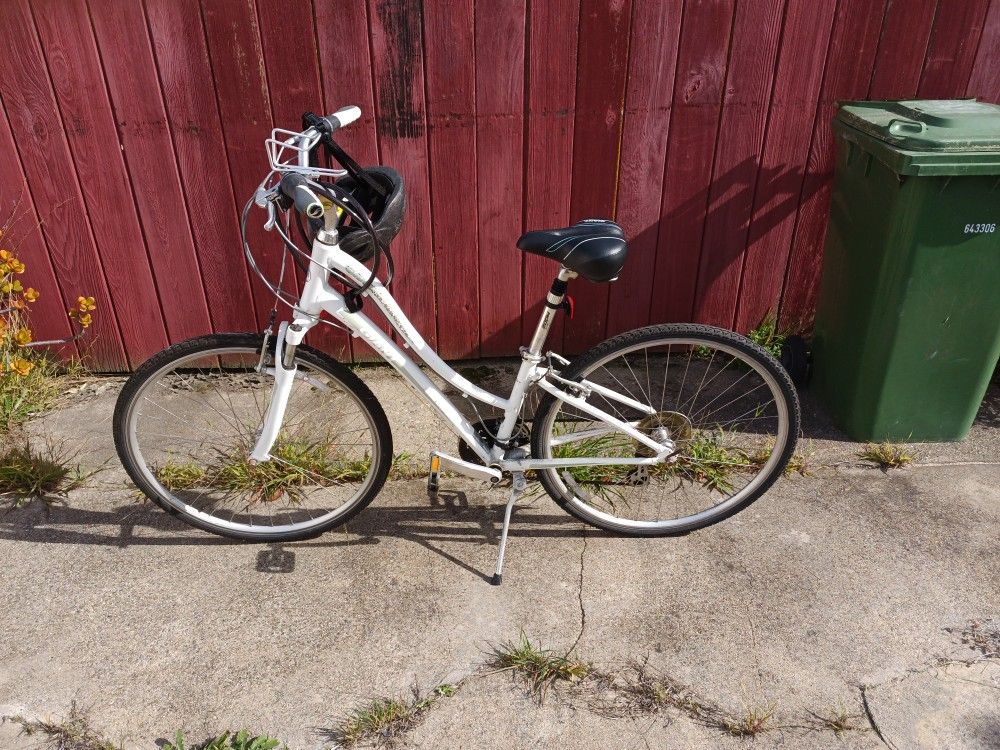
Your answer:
[717,702,777,737]
[487,632,589,702]
[331,684,457,748]
[806,702,867,735]
[10,702,120,750]
[0,439,91,505]
[858,441,915,469]
[163,729,285,750]
[959,618,1000,660]
[747,314,787,359]
[154,434,376,504]
[155,445,426,503]
[388,451,425,480]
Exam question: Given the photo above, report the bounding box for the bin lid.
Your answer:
[834,99,1000,175]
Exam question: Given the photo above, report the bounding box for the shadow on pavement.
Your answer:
[0,488,596,583]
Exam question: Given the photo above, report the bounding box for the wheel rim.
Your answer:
[124,345,382,536]
[538,337,792,531]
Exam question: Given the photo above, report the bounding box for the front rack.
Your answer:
[265,127,347,179]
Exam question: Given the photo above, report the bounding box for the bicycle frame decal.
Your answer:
[249,229,675,469]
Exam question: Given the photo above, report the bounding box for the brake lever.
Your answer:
[264,201,278,232]
[255,185,281,231]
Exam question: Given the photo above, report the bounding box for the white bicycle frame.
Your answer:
[248,125,675,480]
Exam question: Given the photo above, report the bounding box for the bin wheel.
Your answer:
[780,335,811,387]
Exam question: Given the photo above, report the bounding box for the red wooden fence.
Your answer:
[1,0,998,371]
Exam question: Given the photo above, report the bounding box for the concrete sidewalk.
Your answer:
[0,364,997,749]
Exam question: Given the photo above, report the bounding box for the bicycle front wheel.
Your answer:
[113,333,392,541]
[531,324,800,535]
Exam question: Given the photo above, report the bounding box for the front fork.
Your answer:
[248,318,312,462]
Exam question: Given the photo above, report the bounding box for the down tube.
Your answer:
[325,297,492,463]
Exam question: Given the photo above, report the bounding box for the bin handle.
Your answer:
[887,118,926,137]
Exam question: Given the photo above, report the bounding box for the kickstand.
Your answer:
[492,472,526,586]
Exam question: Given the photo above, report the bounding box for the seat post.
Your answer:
[527,267,576,356]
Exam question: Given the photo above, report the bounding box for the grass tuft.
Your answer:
[331,684,457,748]
[0,439,91,505]
[162,728,285,750]
[858,441,916,469]
[806,702,867,735]
[717,702,778,737]
[10,702,120,750]
[487,632,589,702]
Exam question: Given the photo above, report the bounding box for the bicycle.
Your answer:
[113,107,801,585]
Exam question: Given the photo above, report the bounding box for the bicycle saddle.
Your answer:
[517,219,627,282]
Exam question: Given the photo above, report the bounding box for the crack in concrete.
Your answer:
[859,683,896,750]
[566,530,588,657]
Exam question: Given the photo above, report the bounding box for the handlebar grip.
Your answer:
[322,105,361,132]
[279,173,324,218]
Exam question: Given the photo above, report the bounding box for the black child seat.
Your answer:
[517,219,628,283]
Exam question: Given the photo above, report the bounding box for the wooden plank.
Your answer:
[0,0,140,370]
[967,0,1000,100]
[691,0,785,328]
[562,0,634,355]
[605,0,683,337]
[256,0,353,361]
[868,0,938,99]
[89,0,214,344]
[919,0,992,97]
[200,0,280,332]
[734,0,838,334]
[522,0,581,351]
[0,97,78,360]
[779,0,888,330]
[366,0,437,351]
[314,0,383,362]
[144,0,258,336]
[423,0,479,359]
[475,0,525,357]
[31,0,169,368]
[649,0,736,325]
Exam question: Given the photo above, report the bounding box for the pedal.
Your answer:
[427,453,441,499]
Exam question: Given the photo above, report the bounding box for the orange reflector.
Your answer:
[430,456,440,472]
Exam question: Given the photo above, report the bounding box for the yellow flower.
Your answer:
[23,287,39,303]
[77,296,96,312]
[0,262,9,275]
[79,313,92,328]
[1,279,22,294]
[10,259,24,274]
[0,249,12,261]
[14,327,32,346]
[11,357,34,376]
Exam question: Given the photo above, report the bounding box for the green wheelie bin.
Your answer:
[812,99,1000,442]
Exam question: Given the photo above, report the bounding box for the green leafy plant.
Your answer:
[1,221,94,434]
[747,314,787,358]
[163,729,284,750]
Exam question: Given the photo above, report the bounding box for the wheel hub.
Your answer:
[634,411,693,457]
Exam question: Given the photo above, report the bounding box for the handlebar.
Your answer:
[279,173,324,218]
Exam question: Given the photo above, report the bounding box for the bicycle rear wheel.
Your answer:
[531,324,800,535]
[113,333,392,541]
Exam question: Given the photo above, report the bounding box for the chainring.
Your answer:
[458,417,530,464]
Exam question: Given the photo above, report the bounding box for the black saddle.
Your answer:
[517,219,627,283]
